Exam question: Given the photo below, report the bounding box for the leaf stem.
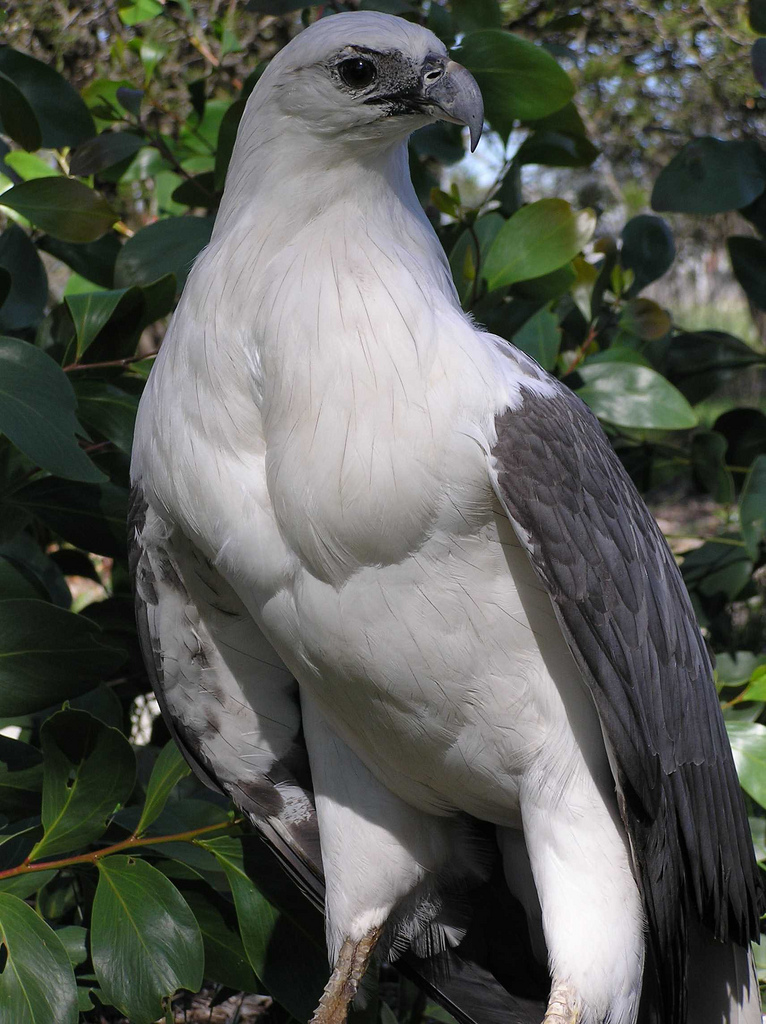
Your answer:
[0,818,240,881]
[63,353,156,372]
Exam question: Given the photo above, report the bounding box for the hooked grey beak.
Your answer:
[424,60,484,152]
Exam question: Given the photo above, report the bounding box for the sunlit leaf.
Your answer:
[576,362,698,430]
[483,199,595,291]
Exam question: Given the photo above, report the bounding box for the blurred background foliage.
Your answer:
[0,1,764,1022]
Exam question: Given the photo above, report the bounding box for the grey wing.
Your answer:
[489,372,763,1020]
[129,484,546,1023]
[128,484,324,907]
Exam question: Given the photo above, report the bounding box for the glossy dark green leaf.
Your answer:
[451,0,501,33]
[661,331,766,404]
[516,129,598,168]
[728,236,766,311]
[713,408,766,469]
[118,0,164,25]
[8,477,128,558]
[510,261,577,303]
[457,31,573,137]
[0,555,43,600]
[27,709,135,861]
[184,889,259,993]
[0,336,105,483]
[0,46,94,148]
[214,97,246,190]
[198,835,327,1018]
[37,233,120,290]
[511,306,560,371]
[65,287,142,359]
[135,741,190,837]
[410,122,465,165]
[691,431,735,504]
[483,199,595,291]
[0,892,78,1024]
[449,213,504,305]
[0,268,9,311]
[74,380,139,454]
[0,600,124,716]
[0,534,70,607]
[0,225,48,332]
[576,362,697,430]
[171,172,219,208]
[740,455,766,559]
[0,70,41,151]
[92,856,204,1024]
[620,215,675,294]
[651,138,766,215]
[0,179,116,244]
[55,926,89,968]
[0,869,56,901]
[728,722,766,808]
[681,541,753,602]
[114,216,214,292]
[69,132,143,178]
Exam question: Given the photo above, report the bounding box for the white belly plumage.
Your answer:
[229,450,609,829]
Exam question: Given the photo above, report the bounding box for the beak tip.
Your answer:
[469,122,482,152]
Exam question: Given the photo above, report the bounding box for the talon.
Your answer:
[309,926,382,1024]
[543,981,580,1024]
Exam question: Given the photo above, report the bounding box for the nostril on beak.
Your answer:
[423,68,444,86]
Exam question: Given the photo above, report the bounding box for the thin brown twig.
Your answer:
[63,353,156,372]
[0,818,240,882]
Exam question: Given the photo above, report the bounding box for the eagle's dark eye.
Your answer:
[338,58,377,90]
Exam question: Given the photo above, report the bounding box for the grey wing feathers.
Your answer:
[490,378,763,1020]
[128,484,324,907]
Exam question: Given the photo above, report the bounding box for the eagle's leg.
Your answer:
[543,982,580,1024]
[309,926,381,1024]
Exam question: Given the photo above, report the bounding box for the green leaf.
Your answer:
[69,132,143,178]
[3,152,58,181]
[0,892,78,1024]
[457,31,574,137]
[728,721,766,808]
[184,889,259,993]
[92,856,203,1024]
[0,71,41,151]
[37,233,120,290]
[483,199,595,292]
[662,331,766,405]
[74,381,139,454]
[27,709,135,861]
[0,599,125,716]
[114,216,214,292]
[511,306,560,371]
[448,213,504,305]
[0,179,116,244]
[135,742,191,837]
[118,0,164,25]
[0,535,70,607]
[451,0,501,33]
[576,362,698,430]
[0,47,94,149]
[0,869,56,900]
[171,172,219,208]
[620,215,675,294]
[740,454,766,559]
[65,287,143,359]
[751,0,766,33]
[0,225,48,332]
[681,541,753,602]
[55,926,88,968]
[728,236,766,312]
[618,298,671,341]
[0,336,105,483]
[753,37,766,88]
[691,431,735,505]
[515,129,598,168]
[8,477,128,558]
[214,97,246,190]
[651,138,766,215]
[198,835,327,1019]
